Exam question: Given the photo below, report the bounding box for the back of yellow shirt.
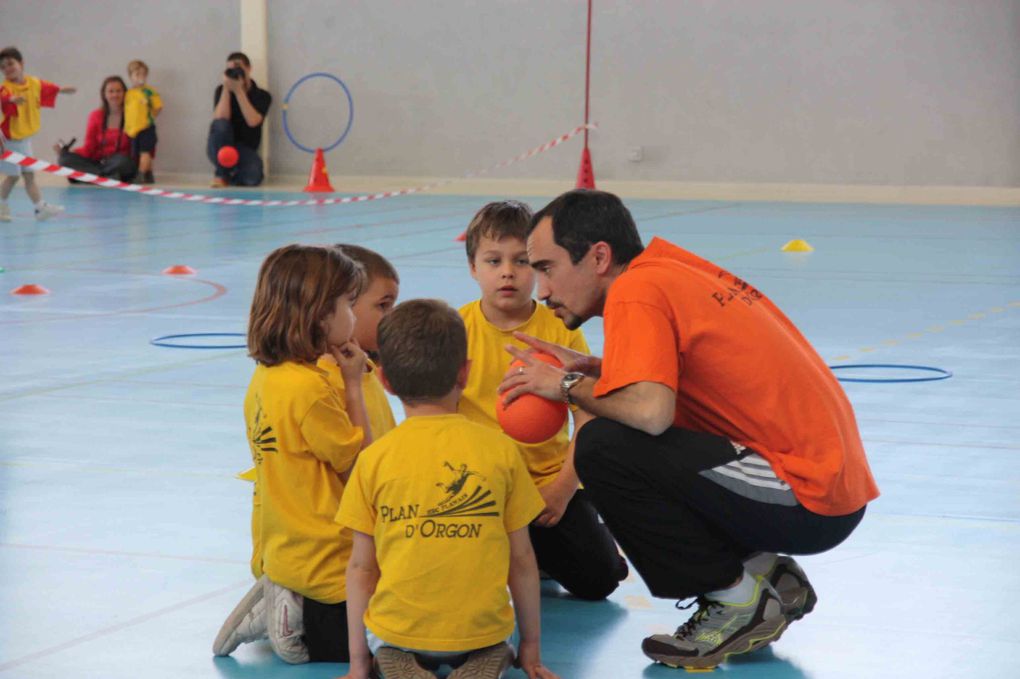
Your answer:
[124,85,162,138]
[337,414,544,651]
[245,361,364,603]
[458,301,589,486]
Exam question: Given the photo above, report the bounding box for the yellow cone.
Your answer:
[781,239,814,252]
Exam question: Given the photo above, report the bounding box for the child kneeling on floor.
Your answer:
[337,299,559,679]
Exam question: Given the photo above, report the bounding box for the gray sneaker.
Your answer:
[212,578,267,656]
[641,576,787,670]
[448,642,515,679]
[766,555,817,622]
[34,202,63,221]
[372,647,438,679]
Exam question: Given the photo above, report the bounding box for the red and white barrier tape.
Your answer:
[0,123,595,208]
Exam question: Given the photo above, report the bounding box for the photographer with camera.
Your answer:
[206,52,271,187]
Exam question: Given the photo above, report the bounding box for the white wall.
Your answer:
[6,1,1020,187]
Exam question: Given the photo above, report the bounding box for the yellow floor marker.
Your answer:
[781,239,814,252]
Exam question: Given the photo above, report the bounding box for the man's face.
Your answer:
[1,58,24,82]
[527,217,600,330]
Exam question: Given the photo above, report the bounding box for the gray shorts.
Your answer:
[1,137,35,176]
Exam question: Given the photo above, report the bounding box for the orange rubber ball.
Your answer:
[217,145,239,169]
[496,352,568,444]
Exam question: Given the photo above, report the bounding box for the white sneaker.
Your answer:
[212,577,267,656]
[34,202,63,221]
[263,576,309,664]
[0,203,10,222]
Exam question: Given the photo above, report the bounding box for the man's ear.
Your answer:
[592,241,614,274]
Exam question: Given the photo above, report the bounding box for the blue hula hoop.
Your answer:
[282,72,353,153]
[150,333,246,350]
[829,363,952,383]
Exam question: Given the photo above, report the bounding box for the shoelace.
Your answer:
[671,596,725,640]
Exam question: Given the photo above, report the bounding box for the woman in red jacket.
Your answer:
[56,76,137,181]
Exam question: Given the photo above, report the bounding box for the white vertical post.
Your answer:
[240,0,270,176]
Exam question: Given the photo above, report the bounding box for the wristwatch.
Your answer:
[560,372,585,405]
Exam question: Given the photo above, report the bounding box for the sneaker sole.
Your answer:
[447,643,515,678]
[780,584,818,622]
[641,616,788,670]
[212,579,265,656]
[373,648,436,679]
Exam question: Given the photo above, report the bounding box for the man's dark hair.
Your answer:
[530,189,644,265]
[226,52,251,68]
[377,299,467,403]
[0,47,24,64]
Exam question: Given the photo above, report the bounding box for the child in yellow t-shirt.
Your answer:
[337,300,559,679]
[0,46,75,222]
[125,60,162,184]
[458,201,627,601]
[212,244,372,665]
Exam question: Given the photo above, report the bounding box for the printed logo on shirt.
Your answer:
[247,396,277,464]
[377,461,500,540]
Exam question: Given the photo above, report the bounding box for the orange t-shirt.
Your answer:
[593,237,878,516]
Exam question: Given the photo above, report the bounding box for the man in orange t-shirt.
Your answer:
[499,189,878,671]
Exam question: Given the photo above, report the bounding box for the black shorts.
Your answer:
[131,125,157,155]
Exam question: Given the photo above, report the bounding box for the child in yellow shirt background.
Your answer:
[125,60,162,184]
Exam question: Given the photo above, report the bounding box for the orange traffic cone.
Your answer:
[454,231,467,242]
[575,146,596,189]
[304,148,334,193]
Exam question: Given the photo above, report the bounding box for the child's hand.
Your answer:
[534,475,577,528]
[9,95,25,105]
[516,640,559,679]
[331,339,368,382]
[336,654,373,679]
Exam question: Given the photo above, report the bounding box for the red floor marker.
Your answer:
[163,265,197,275]
[11,284,50,295]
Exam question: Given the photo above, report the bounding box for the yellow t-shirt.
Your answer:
[336,414,544,651]
[124,85,162,138]
[245,360,364,603]
[458,300,589,487]
[248,357,397,584]
[1,76,59,140]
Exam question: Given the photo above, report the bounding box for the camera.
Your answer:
[224,66,245,80]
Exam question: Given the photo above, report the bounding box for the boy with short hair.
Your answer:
[337,299,558,679]
[459,200,627,600]
[125,60,162,184]
[0,46,75,221]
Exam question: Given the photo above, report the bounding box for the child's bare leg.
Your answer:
[139,152,152,174]
[22,172,42,204]
[1,175,19,200]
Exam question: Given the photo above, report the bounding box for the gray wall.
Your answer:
[1,0,239,176]
[6,1,1020,186]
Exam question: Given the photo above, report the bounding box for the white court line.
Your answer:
[0,542,246,565]
[0,580,249,674]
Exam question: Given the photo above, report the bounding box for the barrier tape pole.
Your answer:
[0,123,596,208]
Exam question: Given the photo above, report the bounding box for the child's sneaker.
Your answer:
[0,203,10,222]
[372,647,438,679]
[212,577,267,656]
[765,555,817,622]
[641,576,787,670]
[34,202,63,221]
[263,576,309,664]
[140,171,155,184]
[448,642,515,678]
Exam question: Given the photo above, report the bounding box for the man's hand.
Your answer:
[534,475,577,528]
[512,332,602,377]
[499,344,566,405]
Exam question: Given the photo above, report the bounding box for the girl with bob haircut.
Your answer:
[214,244,373,665]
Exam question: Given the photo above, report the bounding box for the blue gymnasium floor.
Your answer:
[1,185,1018,679]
